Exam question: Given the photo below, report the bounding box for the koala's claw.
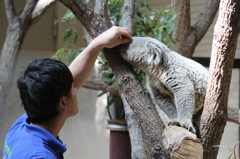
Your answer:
[186,125,196,134]
[168,120,196,134]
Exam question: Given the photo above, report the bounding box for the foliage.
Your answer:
[52,9,84,63]
[134,3,177,46]
[52,0,177,119]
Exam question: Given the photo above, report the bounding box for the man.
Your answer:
[3,26,132,159]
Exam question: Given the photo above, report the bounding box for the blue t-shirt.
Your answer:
[3,114,67,159]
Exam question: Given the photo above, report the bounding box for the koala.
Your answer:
[119,37,208,134]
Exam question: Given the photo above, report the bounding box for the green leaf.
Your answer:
[153,25,160,32]
[103,77,114,84]
[73,34,78,45]
[228,154,233,159]
[68,49,79,63]
[105,71,113,78]
[143,17,148,25]
[157,26,164,42]
[97,91,107,97]
[149,15,154,20]
[160,16,166,24]
[213,145,231,149]
[106,95,120,108]
[63,9,75,21]
[142,1,152,11]
[62,29,73,42]
[166,22,174,34]
[52,47,66,61]
[168,14,177,22]
[163,8,171,14]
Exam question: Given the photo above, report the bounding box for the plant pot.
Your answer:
[107,119,131,159]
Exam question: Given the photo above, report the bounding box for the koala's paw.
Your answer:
[168,119,196,134]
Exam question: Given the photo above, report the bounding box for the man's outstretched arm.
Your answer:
[69,26,132,90]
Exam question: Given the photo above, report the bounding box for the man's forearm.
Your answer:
[68,26,132,90]
[69,42,101,90]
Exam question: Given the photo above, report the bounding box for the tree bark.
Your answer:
[0,0,38,137]
[83,75,119,95]
[121,95,151,159]
[171,0,220,58]
[200,0,240,158]
[0,0,56,111]
[121,1,152,158]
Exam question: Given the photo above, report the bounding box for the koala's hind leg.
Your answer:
[148,83,177,120]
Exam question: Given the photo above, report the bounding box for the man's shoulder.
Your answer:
[7,114,27,132]
[3,114,58,159]
[4,135,57,159]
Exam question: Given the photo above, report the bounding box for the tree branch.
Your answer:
[171,0,191,57]
[122,0,135,35]
[171,0,220,58]
[19,0,38,23]
[171,0,191,43]
[4,0,17,24]
[94,0,112,32]
[31,0,56,20]
[192,0,220,42]
[163,126,203,158]
[103,47,171,158]
[120,1,152,158]
[82,75,240,125]
[82,75,119,95]
[59,0,111,38]
[121,95,151,158]
[94,0,108,17]
[228,107,239,124]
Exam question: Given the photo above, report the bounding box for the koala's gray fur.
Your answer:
[119,37,208,134]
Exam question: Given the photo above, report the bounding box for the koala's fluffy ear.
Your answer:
[147,42,162,65]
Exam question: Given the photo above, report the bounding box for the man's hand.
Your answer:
[92,26,132,49]
[69,26,132,90]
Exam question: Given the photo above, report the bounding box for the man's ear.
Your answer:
[58,97,68,111]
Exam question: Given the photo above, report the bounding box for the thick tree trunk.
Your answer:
[0,0,56,151]
[120,1,152,158]
[0,21,22,142]
[0,0,56,115]
[200,0,240,158]
[0,0,37,141]
[0,0,56,112]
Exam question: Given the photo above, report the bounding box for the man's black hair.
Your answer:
[17,58,73,124]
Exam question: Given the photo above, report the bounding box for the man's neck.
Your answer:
[30,116,66,137]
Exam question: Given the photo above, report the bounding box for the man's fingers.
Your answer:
[119,29,132,40]
[117,38,131,45]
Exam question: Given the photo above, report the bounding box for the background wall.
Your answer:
[0,0,239,158]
